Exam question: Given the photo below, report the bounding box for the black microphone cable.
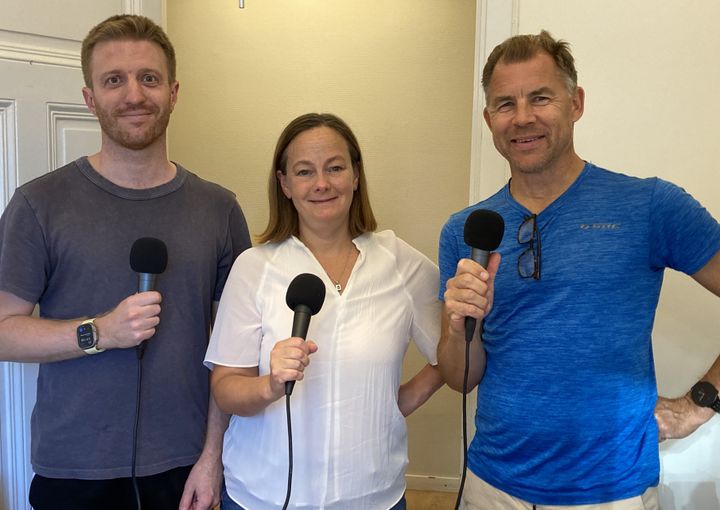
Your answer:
[281,273,325,510]
[128,237,167,510]
[281,395,294,510]
[131,348,145,510]
[454,320,475,510]
[454,209,504,509]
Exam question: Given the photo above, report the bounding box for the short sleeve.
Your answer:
[438,216,464,301]
[391,234,441,365]
[0,190,49,303]
[213,200,252,301]
[205,248,264,369]
[649,179,720,274]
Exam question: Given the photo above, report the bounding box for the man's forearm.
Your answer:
[0,313,89,363]
[437,327,486,393]
[200,394,230,461]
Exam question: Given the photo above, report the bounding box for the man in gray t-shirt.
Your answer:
[0,14,250,510]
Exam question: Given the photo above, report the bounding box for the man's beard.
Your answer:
[96,103,171,151]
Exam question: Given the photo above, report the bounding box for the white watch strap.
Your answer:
[80,318,105,355]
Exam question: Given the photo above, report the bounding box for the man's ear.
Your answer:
[82,87,96,115]
[483,107,492,130]
[169,80,179,112]
[571,86,585,122]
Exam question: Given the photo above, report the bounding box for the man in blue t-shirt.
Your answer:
[437,30,720,509]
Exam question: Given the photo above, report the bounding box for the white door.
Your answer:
[0,2,162,509]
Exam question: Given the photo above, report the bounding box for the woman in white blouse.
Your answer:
[205,113,444,510]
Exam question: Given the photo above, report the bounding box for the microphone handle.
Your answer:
[290,306,311,338]
[464,248,490,342]
[285,306,312,396]
[470,247,489,269]
[136,273,157,359]
[138,273,157,293]
[464,317,477,344]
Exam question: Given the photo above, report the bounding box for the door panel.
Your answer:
[0,54,96,510]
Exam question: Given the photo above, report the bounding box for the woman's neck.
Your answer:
[298,224,353,255]
[298,228,358,294]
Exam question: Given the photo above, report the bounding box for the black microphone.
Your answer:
[130,237,168,292]
[463,209,504,341]
[129,237,168,358]
[285,273,326,396]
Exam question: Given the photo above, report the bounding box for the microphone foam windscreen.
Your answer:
[286,273,326,315]
[464,209,505,251]
[130,237,168,274]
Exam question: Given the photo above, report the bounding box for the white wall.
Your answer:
[472,1,720,507]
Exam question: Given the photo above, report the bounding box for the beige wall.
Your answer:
[166,1,476,483]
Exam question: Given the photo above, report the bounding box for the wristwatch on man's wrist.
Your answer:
[77,318,104,355]
[690,381,720,413]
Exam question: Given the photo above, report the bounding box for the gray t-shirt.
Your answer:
[0,157,251,479]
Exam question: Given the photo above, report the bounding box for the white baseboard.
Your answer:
[406,474,459,492]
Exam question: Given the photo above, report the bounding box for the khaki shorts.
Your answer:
[463,470,660,510]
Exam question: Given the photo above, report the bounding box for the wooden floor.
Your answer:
[405,489,458,509]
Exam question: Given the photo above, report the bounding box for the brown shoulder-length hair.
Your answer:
[81,14,177,88]
[257,113,377,244]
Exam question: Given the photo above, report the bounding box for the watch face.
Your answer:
[77,323,96,349]
[691,381,718,407]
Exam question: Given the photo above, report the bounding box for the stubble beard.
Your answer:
[506,135,574,176]
[513,156,553,175]
[96,103,171,151]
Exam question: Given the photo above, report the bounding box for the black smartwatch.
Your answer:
[690,381,720,413]
[77,318,104,355]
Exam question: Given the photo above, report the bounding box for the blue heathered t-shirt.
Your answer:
[438,162,720,505]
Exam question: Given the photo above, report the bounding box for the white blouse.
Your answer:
[205,231,440,510]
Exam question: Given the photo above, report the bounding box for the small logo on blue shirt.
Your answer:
[580,223,621,230]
